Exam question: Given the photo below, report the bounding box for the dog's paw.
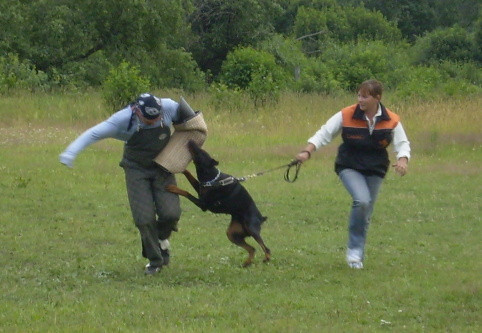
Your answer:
[242,260,253,268]
[165,184,177,193]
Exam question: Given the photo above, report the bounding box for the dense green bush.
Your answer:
[474,14,482,63]
[219,47,289,104]
[258,35,335,93]
[320,40,409,91]
[188,0,283,76]
[394,66,446,98]
[293,6,330,53]
[293,5,402,54]
[60,51,112,87]
[248,71,281,107]
[437,61,482,86]
[101,61,150,113]
[292,59,341,93]
[139,45,206,92]
[258,35,305,78]
[394,64,482,98]
[320,5,401,43]
[0,54,49,93]
[411,26,475,65]
[1,0,480,97]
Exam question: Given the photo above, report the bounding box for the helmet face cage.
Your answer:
[136,94,162,119]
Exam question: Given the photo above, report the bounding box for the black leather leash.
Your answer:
[201,161,302,188]
[237,160,302,183]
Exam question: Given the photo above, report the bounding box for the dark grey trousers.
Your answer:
[123,166,181,267]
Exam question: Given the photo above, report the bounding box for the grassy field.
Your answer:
[0,91,481,332]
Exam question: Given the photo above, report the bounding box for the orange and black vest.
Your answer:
[335,103,400,178]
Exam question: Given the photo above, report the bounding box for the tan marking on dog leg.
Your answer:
[226,220,255,267]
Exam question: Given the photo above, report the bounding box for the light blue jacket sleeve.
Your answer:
[160,98,181,125]
[59,98,181,168]
[59,108,132,167]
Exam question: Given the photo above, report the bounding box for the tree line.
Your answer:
[1,0,481,102]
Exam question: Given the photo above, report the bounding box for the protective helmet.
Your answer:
[135,93,162,119]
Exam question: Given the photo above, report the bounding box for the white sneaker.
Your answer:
[144,263,162,275]
[346,248,364,269]
[348,261,364,269]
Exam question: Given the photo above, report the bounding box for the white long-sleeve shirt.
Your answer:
[308,106,411,160]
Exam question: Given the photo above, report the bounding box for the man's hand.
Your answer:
[59,152,74,168]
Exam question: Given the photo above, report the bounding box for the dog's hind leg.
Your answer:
[246,217,271,263]
[251,234,271,263]
[226,219,256,267]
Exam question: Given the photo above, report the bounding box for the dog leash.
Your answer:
[201,161,302,187]
[237,160,302,183]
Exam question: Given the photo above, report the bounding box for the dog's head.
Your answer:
[187,140,219,179]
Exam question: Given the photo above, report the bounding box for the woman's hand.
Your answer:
[296,150,311,163]
[392,157,408,176]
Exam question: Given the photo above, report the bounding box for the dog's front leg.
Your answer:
[182,170,200,194]
[166,184,203,207]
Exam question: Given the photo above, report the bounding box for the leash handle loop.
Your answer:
[238,160,302,183]
[284,160,302,183]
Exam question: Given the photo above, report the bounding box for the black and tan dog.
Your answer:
[166,140,271,267]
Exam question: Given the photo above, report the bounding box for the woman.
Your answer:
[296,80,411,269]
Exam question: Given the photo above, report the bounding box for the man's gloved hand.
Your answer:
[59,152,74,168]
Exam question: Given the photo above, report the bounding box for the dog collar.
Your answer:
[201,170,239,187]
[200,169,221,187]
[202,176,238,187]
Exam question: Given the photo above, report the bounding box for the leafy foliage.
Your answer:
[219,47,289,104]
[127,44,206,91]
[293,58,342,93]
[320,40,409,91]
[59,51,112,88]
[474,12,482,63]
[411,26,475,65]
[395,63,482,98]
[257,35,340,93]
[0,0,481,97]
[0,54,49,93]
[344,0,481,41]
[101,62,150,113]
[294,3,402,54]
[0,0,201,91]
[189,0,283,76]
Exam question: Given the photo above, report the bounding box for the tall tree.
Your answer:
[188,0,283,76]
[342,0,481,41]
[1,0,203,88]
[293,5,402,54]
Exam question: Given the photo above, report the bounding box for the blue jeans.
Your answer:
[338,169,383,257]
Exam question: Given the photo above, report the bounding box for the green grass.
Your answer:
[0,92,481,332]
